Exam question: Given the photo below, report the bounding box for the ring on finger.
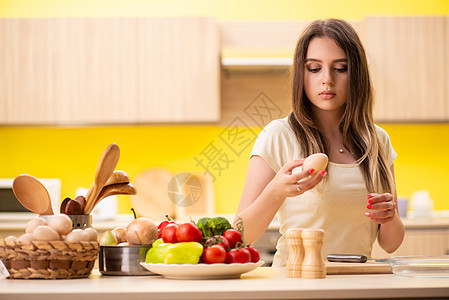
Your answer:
[296,184,301,192]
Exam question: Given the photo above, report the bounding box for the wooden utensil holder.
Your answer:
[40,214,92,229]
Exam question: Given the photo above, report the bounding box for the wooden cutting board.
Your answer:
[172,172,215,221]
[131,169,215,222]
[326,262,392,275]
[130,168,176,221]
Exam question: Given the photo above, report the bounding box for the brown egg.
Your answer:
[65,229,89,242]
[48,214,73,236]
[302,153,328,175]
[26,217,48,234]
[32,225,60,241]
[84,228,99,241]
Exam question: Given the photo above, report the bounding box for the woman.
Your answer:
[235,19,404,267]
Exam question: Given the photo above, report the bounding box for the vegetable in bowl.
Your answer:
[196,217,232,239]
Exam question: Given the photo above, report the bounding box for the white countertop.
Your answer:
[1,268,448,300]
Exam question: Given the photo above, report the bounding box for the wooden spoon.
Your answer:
[87,183,136,214]
[84,143,120,214]
[104,170,130,187]
[12,174,54,215]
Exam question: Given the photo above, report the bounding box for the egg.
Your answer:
[65,229,89,242]
[32,225,60,241]
[84,228,99,242]
[48,214,73,236]
[4,235,17,242]
[17,233,33,242]
[302,153,328,175]
[26,217,48,234]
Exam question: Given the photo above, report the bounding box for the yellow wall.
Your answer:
[1,0,449,214]
[1,123,449,214]
[0,125,247,214]
[1,0,449,20]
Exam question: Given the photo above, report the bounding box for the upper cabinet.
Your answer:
[1,17,447,125]
[364,17,449,122]
[220,17,449,124]
[0,18,220,125]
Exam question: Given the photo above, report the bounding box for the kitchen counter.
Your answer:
[1,268,448,300]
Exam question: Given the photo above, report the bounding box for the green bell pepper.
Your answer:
[163,242,203,264]
[145,239,172,264]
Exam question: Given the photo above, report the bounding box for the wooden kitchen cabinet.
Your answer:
[363,17,449,122]
[372,220,449,257]
[220,17,449,124]
[0,18,219,124]
[2,17,447,125]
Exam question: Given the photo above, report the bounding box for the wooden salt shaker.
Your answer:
[301,229,326,279]
[285,228,304,278]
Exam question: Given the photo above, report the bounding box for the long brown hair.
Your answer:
[288,19,394,194]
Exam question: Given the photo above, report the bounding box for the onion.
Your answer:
[111,226,127,243]
[126,217,157,245]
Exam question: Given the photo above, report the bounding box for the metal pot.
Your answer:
[99,245,154,276]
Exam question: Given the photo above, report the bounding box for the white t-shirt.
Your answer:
[250,117,397,267]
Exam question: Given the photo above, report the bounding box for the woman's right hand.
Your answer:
[266,159,327,200]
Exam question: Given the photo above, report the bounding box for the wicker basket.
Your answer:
[0,239,99,279]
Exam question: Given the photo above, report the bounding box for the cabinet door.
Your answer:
[364,17,448,122]
[372,228,449,257]
[0,18,219,124]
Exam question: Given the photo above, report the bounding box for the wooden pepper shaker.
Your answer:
[301,228,326,279]
[285,228,304,278]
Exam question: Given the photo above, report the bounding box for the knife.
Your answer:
[327,254,390,263]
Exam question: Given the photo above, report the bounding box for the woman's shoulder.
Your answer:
[374,124,397,163]
[374,124,392,141]
[261,116,294,136]
[252,116,296,171]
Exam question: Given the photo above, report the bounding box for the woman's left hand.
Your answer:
[365,193,397,224]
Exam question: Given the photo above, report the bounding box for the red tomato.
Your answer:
[158,220,175,231]
[204,235,230,250]
[157,220,175,238]
[176,222,203,243]
[223,229,243,249]
[246,246,260,263]
[201,245,227,264]
[162,223,178,243]
[225,248,251,264]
